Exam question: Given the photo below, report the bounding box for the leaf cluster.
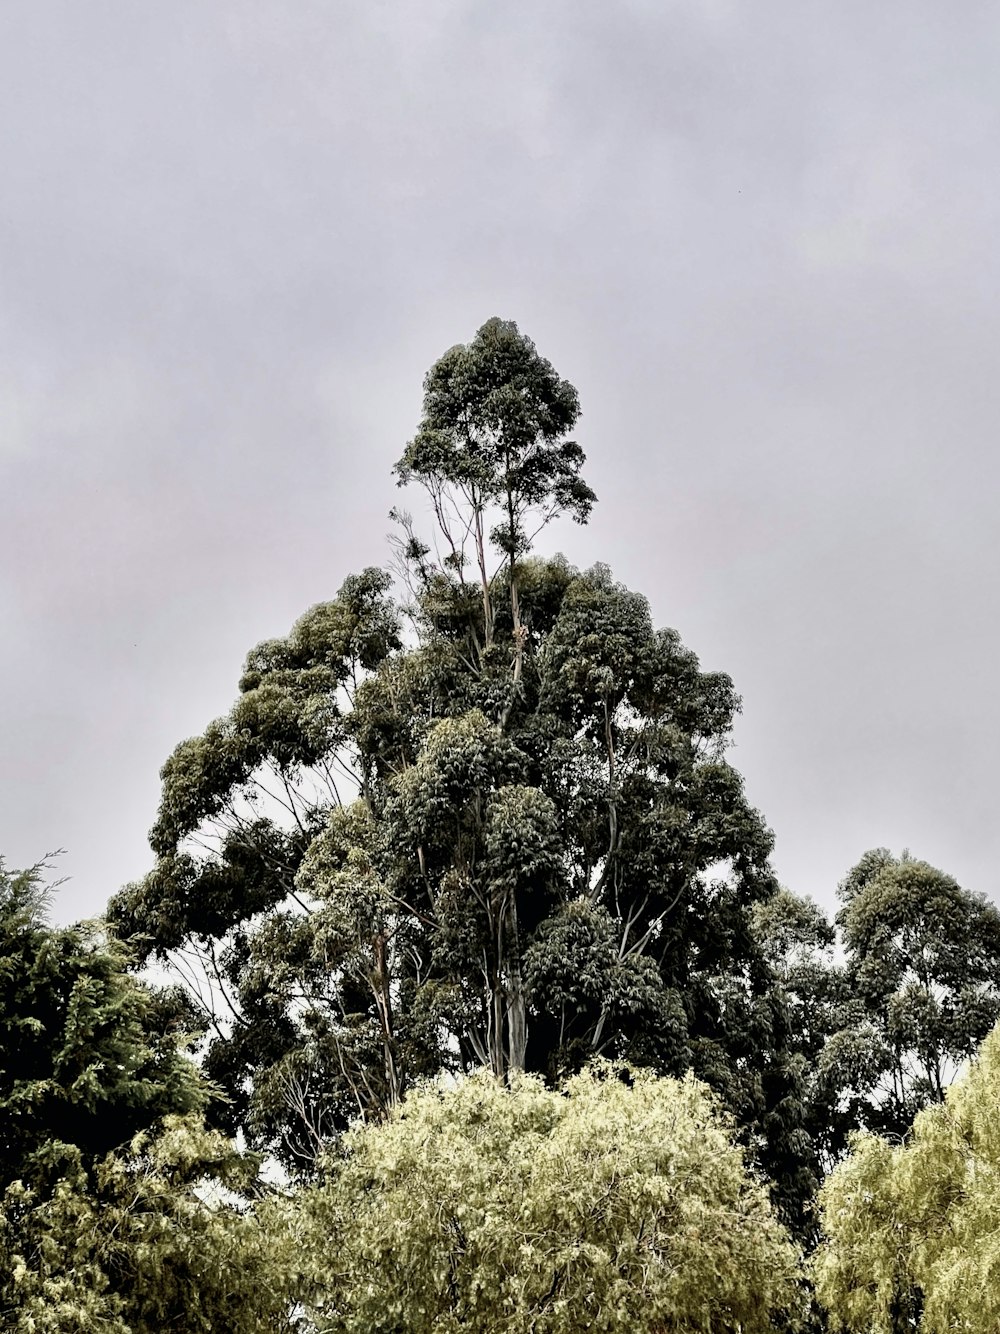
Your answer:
[815,1019,1000,1333]
[291,1065,806,1333]
[0,1117,298,1333]
[0,858,205,1192]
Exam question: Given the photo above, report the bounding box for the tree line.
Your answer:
[4,318,1000,1330]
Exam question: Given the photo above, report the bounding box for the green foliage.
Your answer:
[393,317,594,688]
[0,857,204,1192]
[0,1117,297,1333]
[26,320,1000,1325]
[395,316,593,564]
[815,1020,1000,1333]
[291,1065,806,1333]
[751,890,853,1182]
[749,857,1000,1239]
[833,849,1000,1137]
[109,554,788,1183]
[0,858,294,1331]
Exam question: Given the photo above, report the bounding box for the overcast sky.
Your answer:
[3,1,999,924]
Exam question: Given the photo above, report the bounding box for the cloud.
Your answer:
[2,1,1000,919]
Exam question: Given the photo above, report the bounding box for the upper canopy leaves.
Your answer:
[395,317,593,556]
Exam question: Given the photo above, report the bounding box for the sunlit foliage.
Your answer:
[815,1020,1000,1333]
[290,1065,806,1333]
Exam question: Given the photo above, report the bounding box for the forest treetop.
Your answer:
[392,316,596,679]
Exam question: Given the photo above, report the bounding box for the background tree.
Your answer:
[745,894,824,1243]
[830,849,1000,1138]
[748,854,1000,1238]
[751,889,858,1208]
[288,1065,806,1334]
[0,857,295,1331]
[0,856,204,1192]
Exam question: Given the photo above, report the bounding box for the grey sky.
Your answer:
[2,1,998,923]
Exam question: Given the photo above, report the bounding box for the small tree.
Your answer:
[0,856,204,1191]
[0,1118,298,1333]
[292,1065,806,1333]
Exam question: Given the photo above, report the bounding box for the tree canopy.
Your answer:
[12,312,1000,1334]
[110,552,790,1180]
[832,848,1000,1138]
[289,1064,805,1334]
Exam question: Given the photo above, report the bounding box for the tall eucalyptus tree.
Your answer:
[110,320,787,1189]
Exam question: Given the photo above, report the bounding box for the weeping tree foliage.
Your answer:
[109,318,803,1212]
[0,1118,298,1334]
[815,1020,1000,1334]
[287,1065,807,1334]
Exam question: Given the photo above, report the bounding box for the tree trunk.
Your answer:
[506,962,527,1075]
[473,502,494,650]
[510,569,525,687]
[373,932,402,1108]
[490,970,506,1077]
